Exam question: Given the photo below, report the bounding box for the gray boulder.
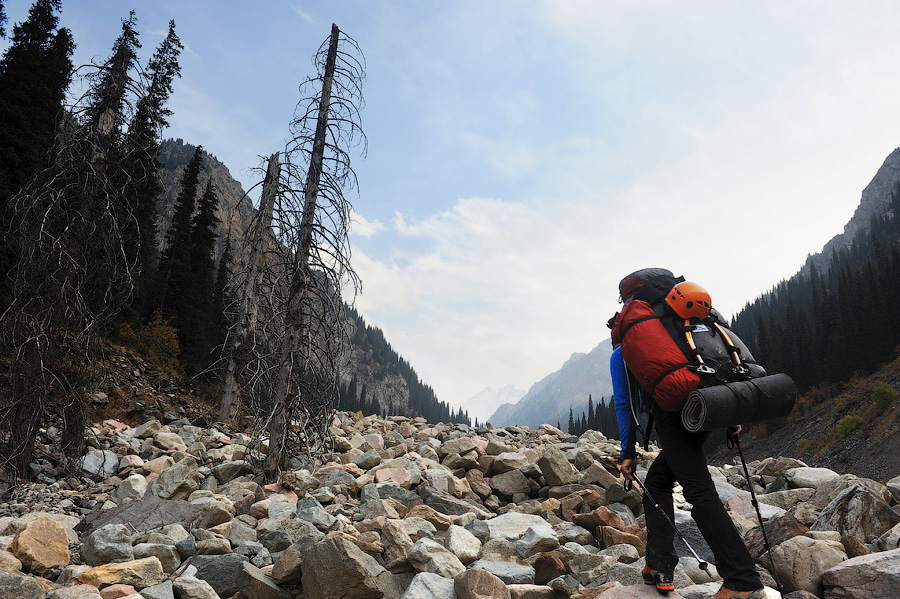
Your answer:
[489,469,531,498]
[211,460,252,484]
[400,572,456,599]
[887,474,900,504]
[408,537,466,578]
[132,543,181,574]
[191,553,249,597]
[537,447,577,487]
[516,525,559,558]
[565,552,616,586]
[875,522,900,552]
[114,474,149,502]
[454,568,511,599]
[492,452,530,474]
[467,559,535,584]
[82,523,134,566]
[770,535,846,596]
[0,571,46,599]
[353,449,383,470]
[296,496,337,531]
[439,436,477,458]
[172,576,219,599]
[151,456,201,500]
[809,474,893,509]
[823,547,900,598]
[484,512,548,541]
[79,449,120,479]
[130,419,162,439]
[784,467,840,489]
[811,483,900,543]
[140,580,174,599]
[444,525,481,565]
[241,562,289,599]
[299,535,389,599]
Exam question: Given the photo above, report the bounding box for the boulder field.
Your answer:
[1,412,899,599]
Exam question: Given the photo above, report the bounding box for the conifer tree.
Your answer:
[180,179,220,374]
[121,20,182,317]
[0,0,74,304]
[153,145,203,318]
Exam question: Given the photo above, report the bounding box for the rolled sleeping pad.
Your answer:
[680,373,797,433]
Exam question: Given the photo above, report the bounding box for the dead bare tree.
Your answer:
[0,14,180,476]
[219,152,281,424]
[222,24,364,480]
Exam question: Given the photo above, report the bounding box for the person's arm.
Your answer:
[611,347,637,473]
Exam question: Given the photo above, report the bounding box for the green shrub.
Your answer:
[872,383,897,410]
[797,438,810,450]
[837,414,863,439]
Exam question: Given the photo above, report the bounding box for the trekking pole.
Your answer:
[727,430,784,597]
[625,473,712,577]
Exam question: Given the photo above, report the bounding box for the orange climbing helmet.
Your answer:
[665,281,712,320]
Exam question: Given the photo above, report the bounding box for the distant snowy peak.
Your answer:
[457,384,526,424]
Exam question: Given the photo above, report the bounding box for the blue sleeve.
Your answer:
[611,346,638,461]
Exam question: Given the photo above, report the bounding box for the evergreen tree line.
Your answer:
[566,394,619,439]
[147,144,226,377]
[0,2,224,379]
[731,184,900,391]
[343,307,471,425]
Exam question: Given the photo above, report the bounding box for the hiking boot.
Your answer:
[642,565,674,595]
[711,586,767,599]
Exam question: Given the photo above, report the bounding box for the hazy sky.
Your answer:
[5,1,900,407]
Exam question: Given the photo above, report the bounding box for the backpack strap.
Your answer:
[649,362,698,394]
[712,323,743,365]
[617,313,659,340]
[625,365,655,451]
[681,319,717,376]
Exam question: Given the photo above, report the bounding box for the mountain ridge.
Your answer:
[489,339,614,430]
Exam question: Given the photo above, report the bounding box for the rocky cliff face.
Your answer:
[805,147,900,275]
[156,139,256,264]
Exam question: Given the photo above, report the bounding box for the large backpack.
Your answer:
[609,269,765,447]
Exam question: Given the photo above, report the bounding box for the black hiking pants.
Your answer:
[643,415,763,592]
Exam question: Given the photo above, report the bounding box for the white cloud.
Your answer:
[290,4,316,23]
[349,210,385,239]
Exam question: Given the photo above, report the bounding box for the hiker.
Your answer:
[610,271,766,599]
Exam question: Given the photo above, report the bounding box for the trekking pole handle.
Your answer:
[726,427,739,450]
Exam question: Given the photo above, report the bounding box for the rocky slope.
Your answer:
[1,360,899,598]
[708,356,900,484]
